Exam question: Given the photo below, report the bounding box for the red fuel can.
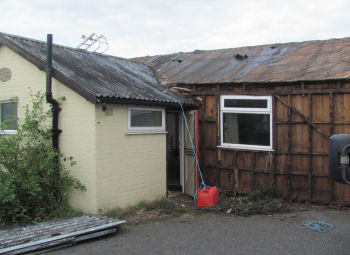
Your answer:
[197,186,219,208]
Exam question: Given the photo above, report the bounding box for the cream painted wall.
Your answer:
[53,81,97,213]
[1,45,168,213]
[0,46,97,213]
[95,104,166,211]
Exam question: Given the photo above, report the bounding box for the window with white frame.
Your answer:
[0,101,17,134]
[128,107,165,133]
[220,95,272,150]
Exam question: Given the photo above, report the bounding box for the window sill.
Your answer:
[0,130,18,135]
[126,131,168,135]
[218,145,274,152]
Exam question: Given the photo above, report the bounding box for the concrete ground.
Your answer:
[46,206,350,255]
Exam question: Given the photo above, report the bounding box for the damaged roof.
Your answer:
[134,37,350,85]
[0,32,195,108]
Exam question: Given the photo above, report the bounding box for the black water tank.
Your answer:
[329,134,350,184]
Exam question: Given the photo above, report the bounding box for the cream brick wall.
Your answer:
[95,104,166,211]
[0,46,97,213]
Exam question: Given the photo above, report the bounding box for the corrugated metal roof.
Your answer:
[0,32,195,108]
[134,38,350,85]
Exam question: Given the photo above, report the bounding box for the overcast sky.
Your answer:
[1,0,350,58]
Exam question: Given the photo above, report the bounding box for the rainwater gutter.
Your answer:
[46,34,61,151]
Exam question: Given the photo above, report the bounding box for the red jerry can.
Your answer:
[197,186,219,208]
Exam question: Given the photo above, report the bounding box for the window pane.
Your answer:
[1,102,17,130]
[130,109,162,127]
[223,113,270,146]
[224,99,267,108]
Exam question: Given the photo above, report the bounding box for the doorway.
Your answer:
[166,112,182,191]
[166,110,197,196]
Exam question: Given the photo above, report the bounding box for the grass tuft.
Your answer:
[50,204,83,219]
[103,190,285,223]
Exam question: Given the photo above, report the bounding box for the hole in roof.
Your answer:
[234,54,248,60]
[170,58,183,63]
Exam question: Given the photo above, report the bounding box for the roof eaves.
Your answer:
[174,77,350,87]
[97,96,198,110]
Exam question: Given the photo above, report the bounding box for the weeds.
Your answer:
[104,208,122,219]
[104,197,190,223]
[104,190,285,223]
[50,205,83,219]
[215,190,284,216]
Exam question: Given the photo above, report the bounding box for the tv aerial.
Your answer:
[77,33,109,53]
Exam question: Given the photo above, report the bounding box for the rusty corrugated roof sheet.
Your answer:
[134,38,350,85]
[0,32,195,108]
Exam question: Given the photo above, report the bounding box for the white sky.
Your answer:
[1,0,350,58]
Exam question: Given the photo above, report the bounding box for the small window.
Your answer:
[128,107,165,133]
[0,101,17,134]
[220,95,272,150]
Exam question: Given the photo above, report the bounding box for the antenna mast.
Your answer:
[77,33,109,53]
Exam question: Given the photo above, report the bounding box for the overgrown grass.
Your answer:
[104,197,189,221]
[104,190,285,222]
[50,205,83,219]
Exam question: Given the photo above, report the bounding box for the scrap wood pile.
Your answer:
[206,190,285,216]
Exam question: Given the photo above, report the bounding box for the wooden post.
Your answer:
[234,151,238,195]
[329,92,334,205]
[272,96,277,192]
[308,94,313,203]
[201,94,207,184]
[252,152,256,190]
[287,95,292,200]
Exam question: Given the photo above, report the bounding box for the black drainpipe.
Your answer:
[46,34,61,151]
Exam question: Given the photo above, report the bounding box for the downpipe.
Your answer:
[46,34,61,151]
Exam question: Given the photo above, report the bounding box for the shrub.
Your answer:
[0,92,85,223]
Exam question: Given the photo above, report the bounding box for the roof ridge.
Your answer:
[0,32,127,59]
[0,32,89,53]
[132,36,350,59]
[0,32,152,68]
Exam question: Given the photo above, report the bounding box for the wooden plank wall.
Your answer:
[182,80,350,205]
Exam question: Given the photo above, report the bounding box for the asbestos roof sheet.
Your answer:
[0,32,194,107]
[134,37,350,85]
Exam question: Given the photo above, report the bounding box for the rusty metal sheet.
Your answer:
[134,38,350,85]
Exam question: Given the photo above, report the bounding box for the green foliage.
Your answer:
[0,91,85,224]
[50,204,83,219]
[104,207,122,219]
[134,200,147,210]
[104,198,187,220]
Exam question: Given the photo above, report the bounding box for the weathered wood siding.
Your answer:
[180,80,350,205]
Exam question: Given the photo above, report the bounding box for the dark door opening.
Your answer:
[167,112,182,191]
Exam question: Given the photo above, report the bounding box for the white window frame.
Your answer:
[220,95,273,151]
[0,101,18,135]
[127,106,166,134]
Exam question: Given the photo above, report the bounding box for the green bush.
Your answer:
[0,92,85,223]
